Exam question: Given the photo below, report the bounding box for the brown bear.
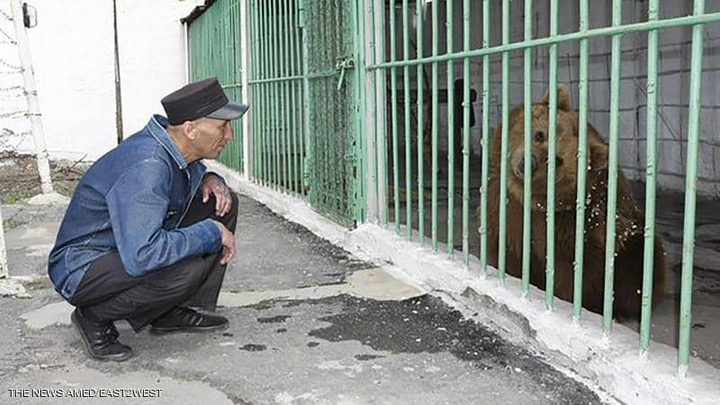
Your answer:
[482,84,666,320]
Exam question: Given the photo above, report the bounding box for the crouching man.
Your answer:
[48,78,249,361]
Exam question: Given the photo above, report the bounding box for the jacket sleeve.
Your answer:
[105,159,222,277]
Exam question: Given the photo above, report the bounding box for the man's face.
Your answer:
[190,118,234,159]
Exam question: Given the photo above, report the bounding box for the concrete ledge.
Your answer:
[207,161,720,405]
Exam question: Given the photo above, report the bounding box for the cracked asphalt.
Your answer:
[0,194,604,404]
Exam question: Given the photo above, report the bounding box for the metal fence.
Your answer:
[187,0,719,377]
[188,0,246,173]
[247,0,306,195]
[368,0,718,378]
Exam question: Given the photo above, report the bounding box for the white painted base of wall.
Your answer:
[207,160,720,405]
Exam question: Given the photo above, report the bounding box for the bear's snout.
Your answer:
[512,154,538,180]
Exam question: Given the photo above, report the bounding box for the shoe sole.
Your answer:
[149,321,229,335]
[71,311,134,362]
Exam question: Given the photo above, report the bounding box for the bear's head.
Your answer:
[501,84,609,211]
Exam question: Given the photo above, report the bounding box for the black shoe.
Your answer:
[71,309,133,362]
[149,307,229,335]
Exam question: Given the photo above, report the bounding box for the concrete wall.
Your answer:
[0,0,201,161]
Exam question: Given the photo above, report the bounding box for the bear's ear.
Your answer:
[541,83,573,112]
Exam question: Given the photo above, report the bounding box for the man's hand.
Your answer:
[201,174,232,217]
[214,221,236,265]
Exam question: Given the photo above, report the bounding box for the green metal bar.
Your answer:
[354,0,367,223]
[235,1,243,172]
[260,0,269,186]
[416,0,425,245]
[287,0,297,194]
[286,0,293,193]
[639,0,660,350]
[264,0,273,187]
[299,0,310,198]
[249,0,257,181]
[678,0,705,379]
[293,0,302,195]
[603,0,623,333]
[255,0,263,184]
[573,0,589,321]
[546,0,558,310]
[461,0,470,265]
[521,0,532,297]
[370,12,720,70]
[266,0,274,188]
[248,0,255,179]
[498,0,509,284]
[479,0,489,276]
[391,0,400,233]
[403,0,412,240]
[272,0,281,190]
[279,0,288,192]
[431,0,439,252]
[248,76,304,85]
[246,0,253,180]
[446,0,455,257]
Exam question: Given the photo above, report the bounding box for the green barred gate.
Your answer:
[302,0,364,226]
[244,0,363,226]
[187,0,245,172]
[186,0,719,378]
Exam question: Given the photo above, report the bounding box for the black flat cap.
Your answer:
[161,77,249,125]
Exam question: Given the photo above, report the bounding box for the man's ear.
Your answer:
[182,121,197,140]
[542,83,572,112]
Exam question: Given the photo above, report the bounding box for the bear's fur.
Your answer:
[482,84,666,319]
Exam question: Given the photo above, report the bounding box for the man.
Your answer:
[48,77,249,362]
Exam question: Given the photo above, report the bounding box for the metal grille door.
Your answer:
[303,0,362,227]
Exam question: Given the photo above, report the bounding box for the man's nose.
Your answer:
[225,123,234,140]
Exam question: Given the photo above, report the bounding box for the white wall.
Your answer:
[117,0,200,137]
[0,0,201,161]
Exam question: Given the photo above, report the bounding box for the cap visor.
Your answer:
[206,102,250,121]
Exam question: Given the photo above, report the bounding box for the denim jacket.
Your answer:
[48,115,222,300]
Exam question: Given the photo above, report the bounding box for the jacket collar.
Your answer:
[148,115,189,170]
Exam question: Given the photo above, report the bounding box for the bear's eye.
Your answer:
[534,131,545,142]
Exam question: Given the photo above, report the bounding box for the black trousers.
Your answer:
[69,193,239,331]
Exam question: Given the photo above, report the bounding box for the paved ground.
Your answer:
[0,194,604,404]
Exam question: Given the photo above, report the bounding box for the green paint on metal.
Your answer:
[446,0,455,257]
[498,0,510,285]
[479,0,490,276]
[461,0,470,266]
[573,0,589,321]
[370,12,720,70]
[603,0,623,334]
[416,0,425,245]
[390,0,400,234]
[545,0,558,312]
[304,0,362,227]
[678,0,706,379]
[640,0,659,353]
[403,0,412,240]
[188,0,245,173]
[189,0,714,376]
[522,0,532,297]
